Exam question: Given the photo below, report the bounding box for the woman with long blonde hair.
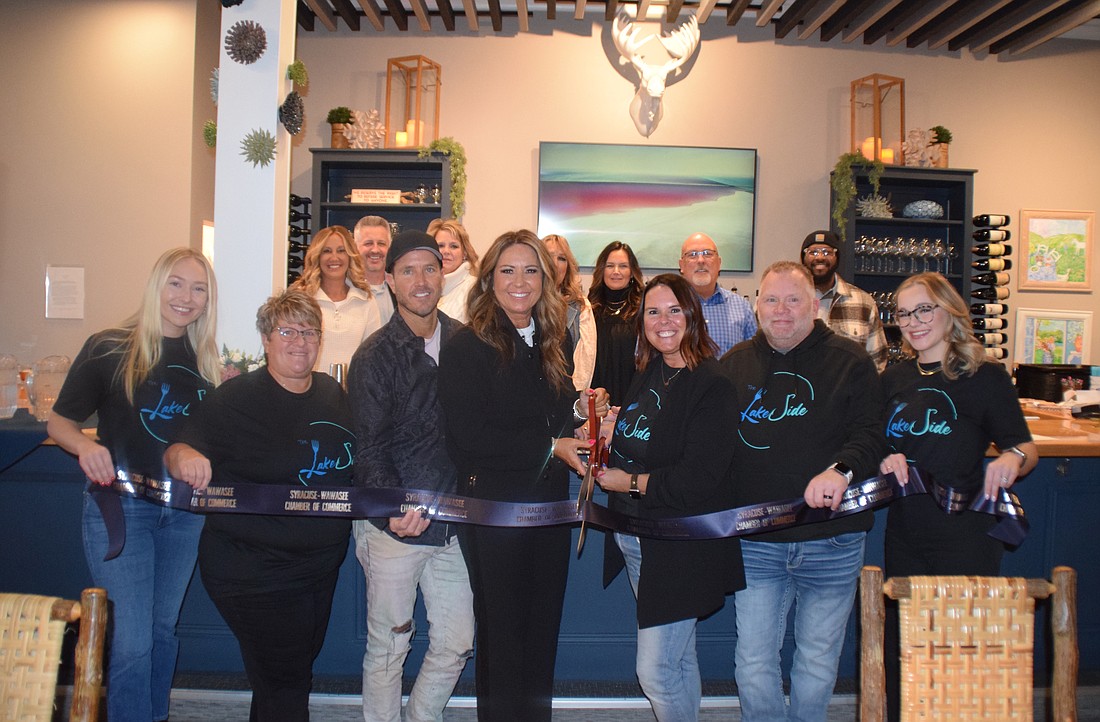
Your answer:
[543,233,597,391]
[439,229,607,721]
[47,247,221,722]
[429,218,479,323]
[290,225,380,373]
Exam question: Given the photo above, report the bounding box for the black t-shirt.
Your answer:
[591,297,638,407]
[881,359,1031,533]
[607,362,665,518]
[53,331,212,479]
[176,367,353,597]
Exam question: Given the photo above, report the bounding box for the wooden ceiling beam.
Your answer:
[606,0,619,21]
[436,0,456,30]
[408,0,432,29]
[331,0,361,29]
[516,0,529,31]
[951,0,1071,52]
[819,0,873,41]
[696,0,718,24]
[797,0,847,40]
[574,0,587,21]
[301,0,339,30]
[488,0,503,31]
[636,0,654,20]
[726,0,751,25]
[907,0,1012,50]
[995,0,1100,55]
[546,0,556,21]
[354,0,386,30]
[840,0,901,42]
[666,0,685,23]
[756,0,785,27]
[381,0,410,30]
[462,0,480,30]
[884,0,959,47]
[297,2,317,31]
[774,0,815,39]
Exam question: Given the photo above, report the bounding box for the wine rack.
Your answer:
[969,214,1013,362]
[287,194,311,286]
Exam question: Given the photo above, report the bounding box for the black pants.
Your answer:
[459,523,570,722]
[209,572,340,722]
[883,515,1004,722]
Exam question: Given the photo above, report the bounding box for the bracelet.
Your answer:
[572,398,588,422]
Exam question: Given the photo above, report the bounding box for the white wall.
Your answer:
[292,18,1100,362]
[0,0,216,363]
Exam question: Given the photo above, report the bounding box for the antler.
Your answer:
[612,8,653,64]
[659,14,700,67]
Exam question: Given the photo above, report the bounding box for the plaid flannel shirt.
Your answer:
[817,276,888,372]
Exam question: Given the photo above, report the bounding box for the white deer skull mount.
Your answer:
[612,8,701,137]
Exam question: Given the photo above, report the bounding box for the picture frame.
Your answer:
[1013,308,1092,365]
[536,142,757,270]
[1018,209,1094,291]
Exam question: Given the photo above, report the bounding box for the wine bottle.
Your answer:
[972,317,1006,330]
[984,347,1008,360]
[972,271,1010,286]
[289,209,311,222]
[287,270,301,285]
[288,226,309,239]
[970,303,1008,316]
[288,257,304,271]
[974,332,1006,345]
[973,229,1011,242]
[289,193,312,208]
[973,214,1010,228]
[971,286,1010,301]
[288,240,309,254]
[971,258,1012,272]
[972,243,1012,257]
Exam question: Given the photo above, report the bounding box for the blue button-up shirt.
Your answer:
[698,285,757,356]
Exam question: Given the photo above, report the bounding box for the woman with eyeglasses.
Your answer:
[290,225,381,373]
[166,289,354,721]
[589,241,645,406]
[876,272,1037,721]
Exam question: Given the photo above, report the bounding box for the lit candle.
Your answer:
[881,148,895,164]
[405,119,424,145]
[395,131,408,147]
[861,137,876,160]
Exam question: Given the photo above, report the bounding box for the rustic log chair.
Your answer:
[0,588,108,721]
[860,566,1077,722]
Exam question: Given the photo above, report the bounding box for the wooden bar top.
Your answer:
[1012,400,1100,457]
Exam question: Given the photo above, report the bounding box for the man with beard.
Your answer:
[677,232,756,356]
[348,230,474,722]
[354,215,396,324]
[800,230,887,371]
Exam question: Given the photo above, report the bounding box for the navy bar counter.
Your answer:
[1,408,1096,685]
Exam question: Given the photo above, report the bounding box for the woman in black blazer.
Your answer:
[438,229,607,722]
[596,273,744,722]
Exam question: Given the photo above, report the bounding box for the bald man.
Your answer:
[678,233,756,356]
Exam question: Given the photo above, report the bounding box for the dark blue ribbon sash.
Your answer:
[90,465,1027,560]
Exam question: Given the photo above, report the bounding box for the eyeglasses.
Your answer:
[804,248,836,258]
[895,303,939,327]
[274,326,322,343]
[681,249,717,259]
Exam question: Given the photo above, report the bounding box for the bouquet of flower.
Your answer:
[221,345,264,382]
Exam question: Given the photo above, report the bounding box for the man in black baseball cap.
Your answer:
[800,229,887,371]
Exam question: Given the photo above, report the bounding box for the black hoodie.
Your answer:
[720,320,885,542]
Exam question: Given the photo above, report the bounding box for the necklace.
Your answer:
[916,360,941,376]
[661,364,685,387]
[605,298,628,316]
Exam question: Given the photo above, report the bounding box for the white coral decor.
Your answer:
[344,109,385,149]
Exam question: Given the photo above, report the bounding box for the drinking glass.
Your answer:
[0,354,19,419]
[27,355,71,422]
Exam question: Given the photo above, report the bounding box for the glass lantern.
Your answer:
[384,55,442,149]
[850,73,904,165]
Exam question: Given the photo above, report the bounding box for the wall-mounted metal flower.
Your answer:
[225,20,266,65]
[203,120,217,148]
[240,128,276,167]
[279,92,304,135]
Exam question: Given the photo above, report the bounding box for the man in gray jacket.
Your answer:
[348,230,473,722]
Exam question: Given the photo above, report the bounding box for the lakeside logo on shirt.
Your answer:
[296,420,354,485]
[737,371,814,450]
[137,365,206,443]
[886,388,957,439]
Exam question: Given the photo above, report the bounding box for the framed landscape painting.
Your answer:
[1019,209,1094,291]
[1014,308,1092,365]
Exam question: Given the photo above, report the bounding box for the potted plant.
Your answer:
[326,106,354,149]
[831,152,885,237]
[418,137,467,219]
[929,125,952,168]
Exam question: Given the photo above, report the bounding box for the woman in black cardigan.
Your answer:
[438,229,607,722]
[596,273,744,722]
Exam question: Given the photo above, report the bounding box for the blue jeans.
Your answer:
[354,521,475,722]
[82,493,203,722]
[734,532,865,722]
[616,533,702,722]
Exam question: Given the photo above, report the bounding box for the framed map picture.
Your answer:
[1019,209,1093,291]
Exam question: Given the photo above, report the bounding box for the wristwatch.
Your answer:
[828,461,854,484]
[1005,446,1028,466]
[629,473,642,499]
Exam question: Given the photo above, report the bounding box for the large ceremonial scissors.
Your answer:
[576,395,608,556]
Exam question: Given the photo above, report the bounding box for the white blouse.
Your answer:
[312,284,381,373]
[438,261,477,324]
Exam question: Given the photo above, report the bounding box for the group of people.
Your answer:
[45,218,1036,722]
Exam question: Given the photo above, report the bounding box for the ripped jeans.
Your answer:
[354,520,475,722]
